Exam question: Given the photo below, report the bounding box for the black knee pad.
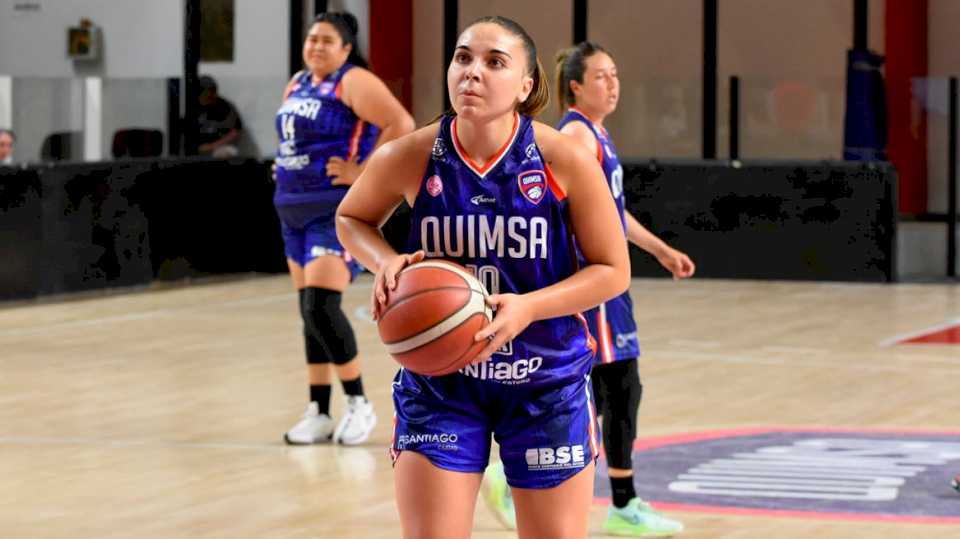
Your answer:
[300,287,357,364]
[593,359,643,470]
[299,289,330,364]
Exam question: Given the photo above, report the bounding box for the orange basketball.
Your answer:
[377,260,493,376]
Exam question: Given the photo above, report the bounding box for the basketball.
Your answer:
[377,260,493,376]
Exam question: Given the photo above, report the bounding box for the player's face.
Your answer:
[0,133,11,160]
[448,23,533,121]
[573,52,619,117]
[303,22,352,76]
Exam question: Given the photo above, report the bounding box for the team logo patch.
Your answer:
[594,427,960,523]
[426,175,443,197]
[319,81,335,96]
[517,170,547,205]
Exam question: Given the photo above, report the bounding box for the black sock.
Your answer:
[341,376,365,398]
[611,475,636,508]
[310,384,331,415]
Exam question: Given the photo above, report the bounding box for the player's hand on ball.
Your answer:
[473,293,533,362]
[371,250,425,320]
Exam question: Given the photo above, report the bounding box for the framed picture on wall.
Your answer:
[200,0,234,62]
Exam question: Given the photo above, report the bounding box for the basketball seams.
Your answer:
[416,313,487,376]
[379,286,471,323]
[384,289,488,354]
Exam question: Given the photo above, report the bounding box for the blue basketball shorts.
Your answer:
[390,369,600,489]
[279,216,363,279]
[585,291,640,365]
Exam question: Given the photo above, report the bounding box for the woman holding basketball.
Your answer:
[337,16,629,539]
[276,11,414,446]
[483,42,693,536]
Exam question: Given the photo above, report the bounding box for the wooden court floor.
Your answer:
[1,274,958,538]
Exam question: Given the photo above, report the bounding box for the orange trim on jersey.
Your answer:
[451,112,519,178]
[543,162,567,202]
[575,312,596,357]
[596,305,615,364]
[346,120,365,160]
[334,80,343,100]
[584,380,600,458]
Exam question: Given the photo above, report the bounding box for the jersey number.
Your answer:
[465,264,512,355]
[281,114,296,141]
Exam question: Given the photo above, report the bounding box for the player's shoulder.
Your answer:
[375,122,440,163]
[531,121,590,166]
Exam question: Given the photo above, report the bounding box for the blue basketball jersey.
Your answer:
[274,64,380,225]
[558,108,639,363]
[405,113,595,386]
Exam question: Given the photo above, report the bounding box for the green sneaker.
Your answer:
[604,498,684,537]
[481,461,516,529]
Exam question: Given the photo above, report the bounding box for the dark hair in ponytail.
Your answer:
[467,15,549,117]
[554,41,609,113]
[314,11,368,69]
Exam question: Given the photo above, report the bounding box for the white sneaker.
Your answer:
[283,402,335,445]
[333,396,376,445]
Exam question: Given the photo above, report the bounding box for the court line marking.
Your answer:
[878,318,960,347]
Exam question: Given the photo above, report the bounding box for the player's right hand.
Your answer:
[371,250,425,320]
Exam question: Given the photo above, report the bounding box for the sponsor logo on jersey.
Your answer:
[615,331,637,349]
[275,154,311,170]
[525,445,586,470]
[459,356,542,384]
[518,170,547,205]
[432,138,447,159]
[470,194,496,206]
[524,142,540,161]
[426,175,443,197]
[319,81,335,96]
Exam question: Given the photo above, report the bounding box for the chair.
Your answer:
[111,128,164,158]
[39,131,82,161]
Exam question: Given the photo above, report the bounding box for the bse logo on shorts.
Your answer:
[517,170,546,205]
[526,445,586,471]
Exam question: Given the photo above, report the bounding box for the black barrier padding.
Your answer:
[0,167,43,300]
[624,161,897,282]
[39,162,154,295]
[137,159,286,279]
[1,158,286,301]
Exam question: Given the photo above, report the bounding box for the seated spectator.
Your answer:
[197,75,243,158]
[0,129,14,165]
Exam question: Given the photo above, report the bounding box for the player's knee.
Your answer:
[300,286,357,362]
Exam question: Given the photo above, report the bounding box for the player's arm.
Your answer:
[335,125,437,318]
[473,123,630,360]
[559,120,601,163]
[341,68,415,151]
[329,68,416,185]
[624,212,696,279]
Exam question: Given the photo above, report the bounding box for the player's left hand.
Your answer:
[472,293,533,362]
[656,247,696,280]
[327,155,362,186]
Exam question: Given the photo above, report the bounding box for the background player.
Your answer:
[336,16,630,539]
[483,41,694,536]
[276,11,415,445]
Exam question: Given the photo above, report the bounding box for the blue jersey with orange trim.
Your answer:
[273,64,380,222]
[405,113,595,386]
[558,108,639,364]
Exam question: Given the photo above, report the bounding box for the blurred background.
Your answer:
[0,0,958,301]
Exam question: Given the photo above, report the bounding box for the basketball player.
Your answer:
[336,16,630,539]
[277,12,415,445]
[484,42,693,536]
